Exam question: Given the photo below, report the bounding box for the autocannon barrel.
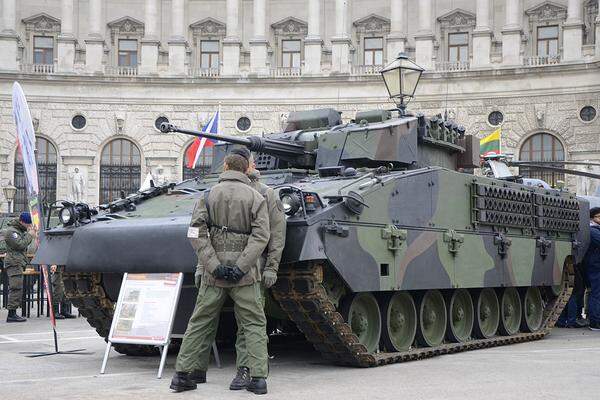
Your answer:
[160,122,307,159]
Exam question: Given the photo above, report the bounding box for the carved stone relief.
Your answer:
[525,2,568,23]
[190,18,227,40]
[22,13,61,35]
[107,16,145,45]
[437,9,476,30]
[353,14,391,35]
[271,17,308,37]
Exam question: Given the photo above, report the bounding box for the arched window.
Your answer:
[14,137,57,212]
[182,144,213,181]
[519,133,565,186]
[99,139,141,204]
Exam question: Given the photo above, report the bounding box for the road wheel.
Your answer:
[498,287,522,336]
[416,290,447,347]
[380,292,417,351]
[445,289,473,343]
[473,288,500,339]
[341,292,381,353]
[521,287,544,332]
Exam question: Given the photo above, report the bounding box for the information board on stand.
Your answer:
[101,273,183,378]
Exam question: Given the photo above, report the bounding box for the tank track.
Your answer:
[62,272,159,356]
[272,262,572,367]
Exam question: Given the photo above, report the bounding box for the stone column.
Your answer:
[250,0,269,75]
[331,0,351,73]
[472,0,492,67]
[168,0,187,75]
[387,0,406,62]
[415,0,434,69]
[596,0,600,59]
[304,0,322,74]
[85,0,105,73]
[57,0,76,72]
[562,0,583,61]
[140,0,160,75]
[0,0,19,71]
[222,0,241,76]
[501,0,522,65]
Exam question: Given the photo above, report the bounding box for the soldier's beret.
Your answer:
[230,148,251,161]
[19,212,32,224]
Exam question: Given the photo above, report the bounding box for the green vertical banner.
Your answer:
[12,82,57,330]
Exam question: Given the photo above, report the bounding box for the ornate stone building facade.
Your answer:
[0,0,599,210]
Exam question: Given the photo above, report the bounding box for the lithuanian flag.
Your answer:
[480,128,501,157]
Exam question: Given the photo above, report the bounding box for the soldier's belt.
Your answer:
[208,224,251,235]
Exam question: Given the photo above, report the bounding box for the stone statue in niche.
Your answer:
[152,165,170,186]
[70,167,86,203]
[536,110,545,127]
[279,112,289,130]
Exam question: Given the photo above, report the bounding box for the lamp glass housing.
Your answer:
[3,182,17,203]
[380,54,424,104]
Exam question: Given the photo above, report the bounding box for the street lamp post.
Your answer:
[380,53,424,116]
[3,180,17,213]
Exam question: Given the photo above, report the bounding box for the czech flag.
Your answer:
[186,110,219,169]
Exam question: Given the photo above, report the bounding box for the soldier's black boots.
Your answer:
[246,377,267,395]
[54,305,76,319]
[169,371,197,392]
[60,311,76,319]
[6,310,26,323]
[189,369,206,384]
[229,367,251,390]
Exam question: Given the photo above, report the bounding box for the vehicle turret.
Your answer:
[160,109,481,174]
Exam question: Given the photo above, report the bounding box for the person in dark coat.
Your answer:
[585,207,600,331]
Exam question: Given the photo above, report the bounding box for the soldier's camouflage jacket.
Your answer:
[190,170,270,287]
[247,170,286,274]
[3,219,32,269]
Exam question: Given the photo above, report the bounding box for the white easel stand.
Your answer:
[100,340,221,379]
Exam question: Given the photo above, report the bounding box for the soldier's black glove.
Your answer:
[213,265,230,280]
[226,266,245,283]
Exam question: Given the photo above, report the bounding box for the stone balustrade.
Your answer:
[20,63,56,74]
[523,56,561,66]
[352,64,383,76]
[270,67,301,78]
[105,66,139,76]
[434,61,471,72]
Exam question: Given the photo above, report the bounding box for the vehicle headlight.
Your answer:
[59,207,74,225]
[280,192,301,216]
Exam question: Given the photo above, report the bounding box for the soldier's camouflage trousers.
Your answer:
[176,282,268,378]
[193,277,266,370]
[5,265,23,311]
[51,270,65,309]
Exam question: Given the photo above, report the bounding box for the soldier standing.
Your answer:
[171,151,271,394]
[50,265,76,319]
[3,212,32,323]
[228,148,286,391]
[586,207,600,331]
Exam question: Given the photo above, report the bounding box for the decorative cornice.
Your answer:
[437,9,476,29]
[22,13,61,34]
[107,16,145,44]
[271,17,308,37]
[190,17,226,38]
[525,1,568,22]
[353,14,390,34]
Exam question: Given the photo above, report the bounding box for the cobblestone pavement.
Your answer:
[1,310,599,400]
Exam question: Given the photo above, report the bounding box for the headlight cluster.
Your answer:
[278,189,320,217]
[58,202,97,226]
[280,192,302,216]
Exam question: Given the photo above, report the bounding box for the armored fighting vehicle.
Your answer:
[33,55,590,365]
[32,105,590,366]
